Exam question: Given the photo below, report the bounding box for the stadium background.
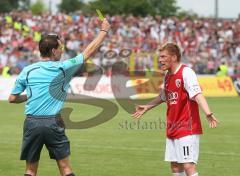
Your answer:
[0,0,240,175]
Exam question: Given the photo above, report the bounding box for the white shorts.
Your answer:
[165,135,200,164]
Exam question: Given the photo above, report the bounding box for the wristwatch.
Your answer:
[100,29,108,33]
[206,113,213,118]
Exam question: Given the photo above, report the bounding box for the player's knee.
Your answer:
[59,162,72,174]
[171,162,183,173]
[183,163,196,174]
[59,162,71,170]
[25,166,38,176]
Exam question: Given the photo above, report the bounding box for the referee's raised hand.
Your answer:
[83,18,111,60]
[101,18,111,33]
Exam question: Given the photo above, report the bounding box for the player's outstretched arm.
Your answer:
[194,93,219,128]
[131,95,164,119]
[8,94,27,104]
[83,18,110,60]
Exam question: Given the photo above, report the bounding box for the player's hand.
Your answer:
[131,105,150,119]
[101,18,111,32]
[206,114,219,128]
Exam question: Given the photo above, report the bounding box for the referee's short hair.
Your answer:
[159,43,182,61]
[39,34,60,57]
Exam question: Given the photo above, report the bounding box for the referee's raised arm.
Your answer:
[83,18,110,60]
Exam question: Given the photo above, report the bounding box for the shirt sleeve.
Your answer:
[182,67,202,99]
[59,53,84,86]
[11,69,27,94]
[61,53,84,71]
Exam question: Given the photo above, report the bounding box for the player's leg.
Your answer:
[56,156,75,176]
[175,135,200,176]
[24,161,39,176]
[165,138,185,176]
[183,162,197,176]
[171,162,185,176]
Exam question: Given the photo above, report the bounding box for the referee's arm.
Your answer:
[83,18,110,60]
[8,69,27,104]
[9,94,27,103]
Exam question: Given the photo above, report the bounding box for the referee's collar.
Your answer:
[40,57,53,61]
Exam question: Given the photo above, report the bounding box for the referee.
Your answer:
[8,19,110,176]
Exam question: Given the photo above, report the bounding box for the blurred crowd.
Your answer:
[1,11,240,76]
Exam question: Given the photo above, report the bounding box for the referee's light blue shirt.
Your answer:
[11,54,84,116]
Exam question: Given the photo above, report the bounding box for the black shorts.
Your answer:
[20,115,70,163]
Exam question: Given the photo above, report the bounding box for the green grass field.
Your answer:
[0,97,240,176]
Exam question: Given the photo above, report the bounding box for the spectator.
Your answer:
[1,11,240,75]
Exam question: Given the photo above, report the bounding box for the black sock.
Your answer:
[24,174,32,176]
[65,173,75,176]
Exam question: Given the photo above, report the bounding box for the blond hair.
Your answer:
[159,43,181,61]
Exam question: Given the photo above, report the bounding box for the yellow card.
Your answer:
[96,9,105,21]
